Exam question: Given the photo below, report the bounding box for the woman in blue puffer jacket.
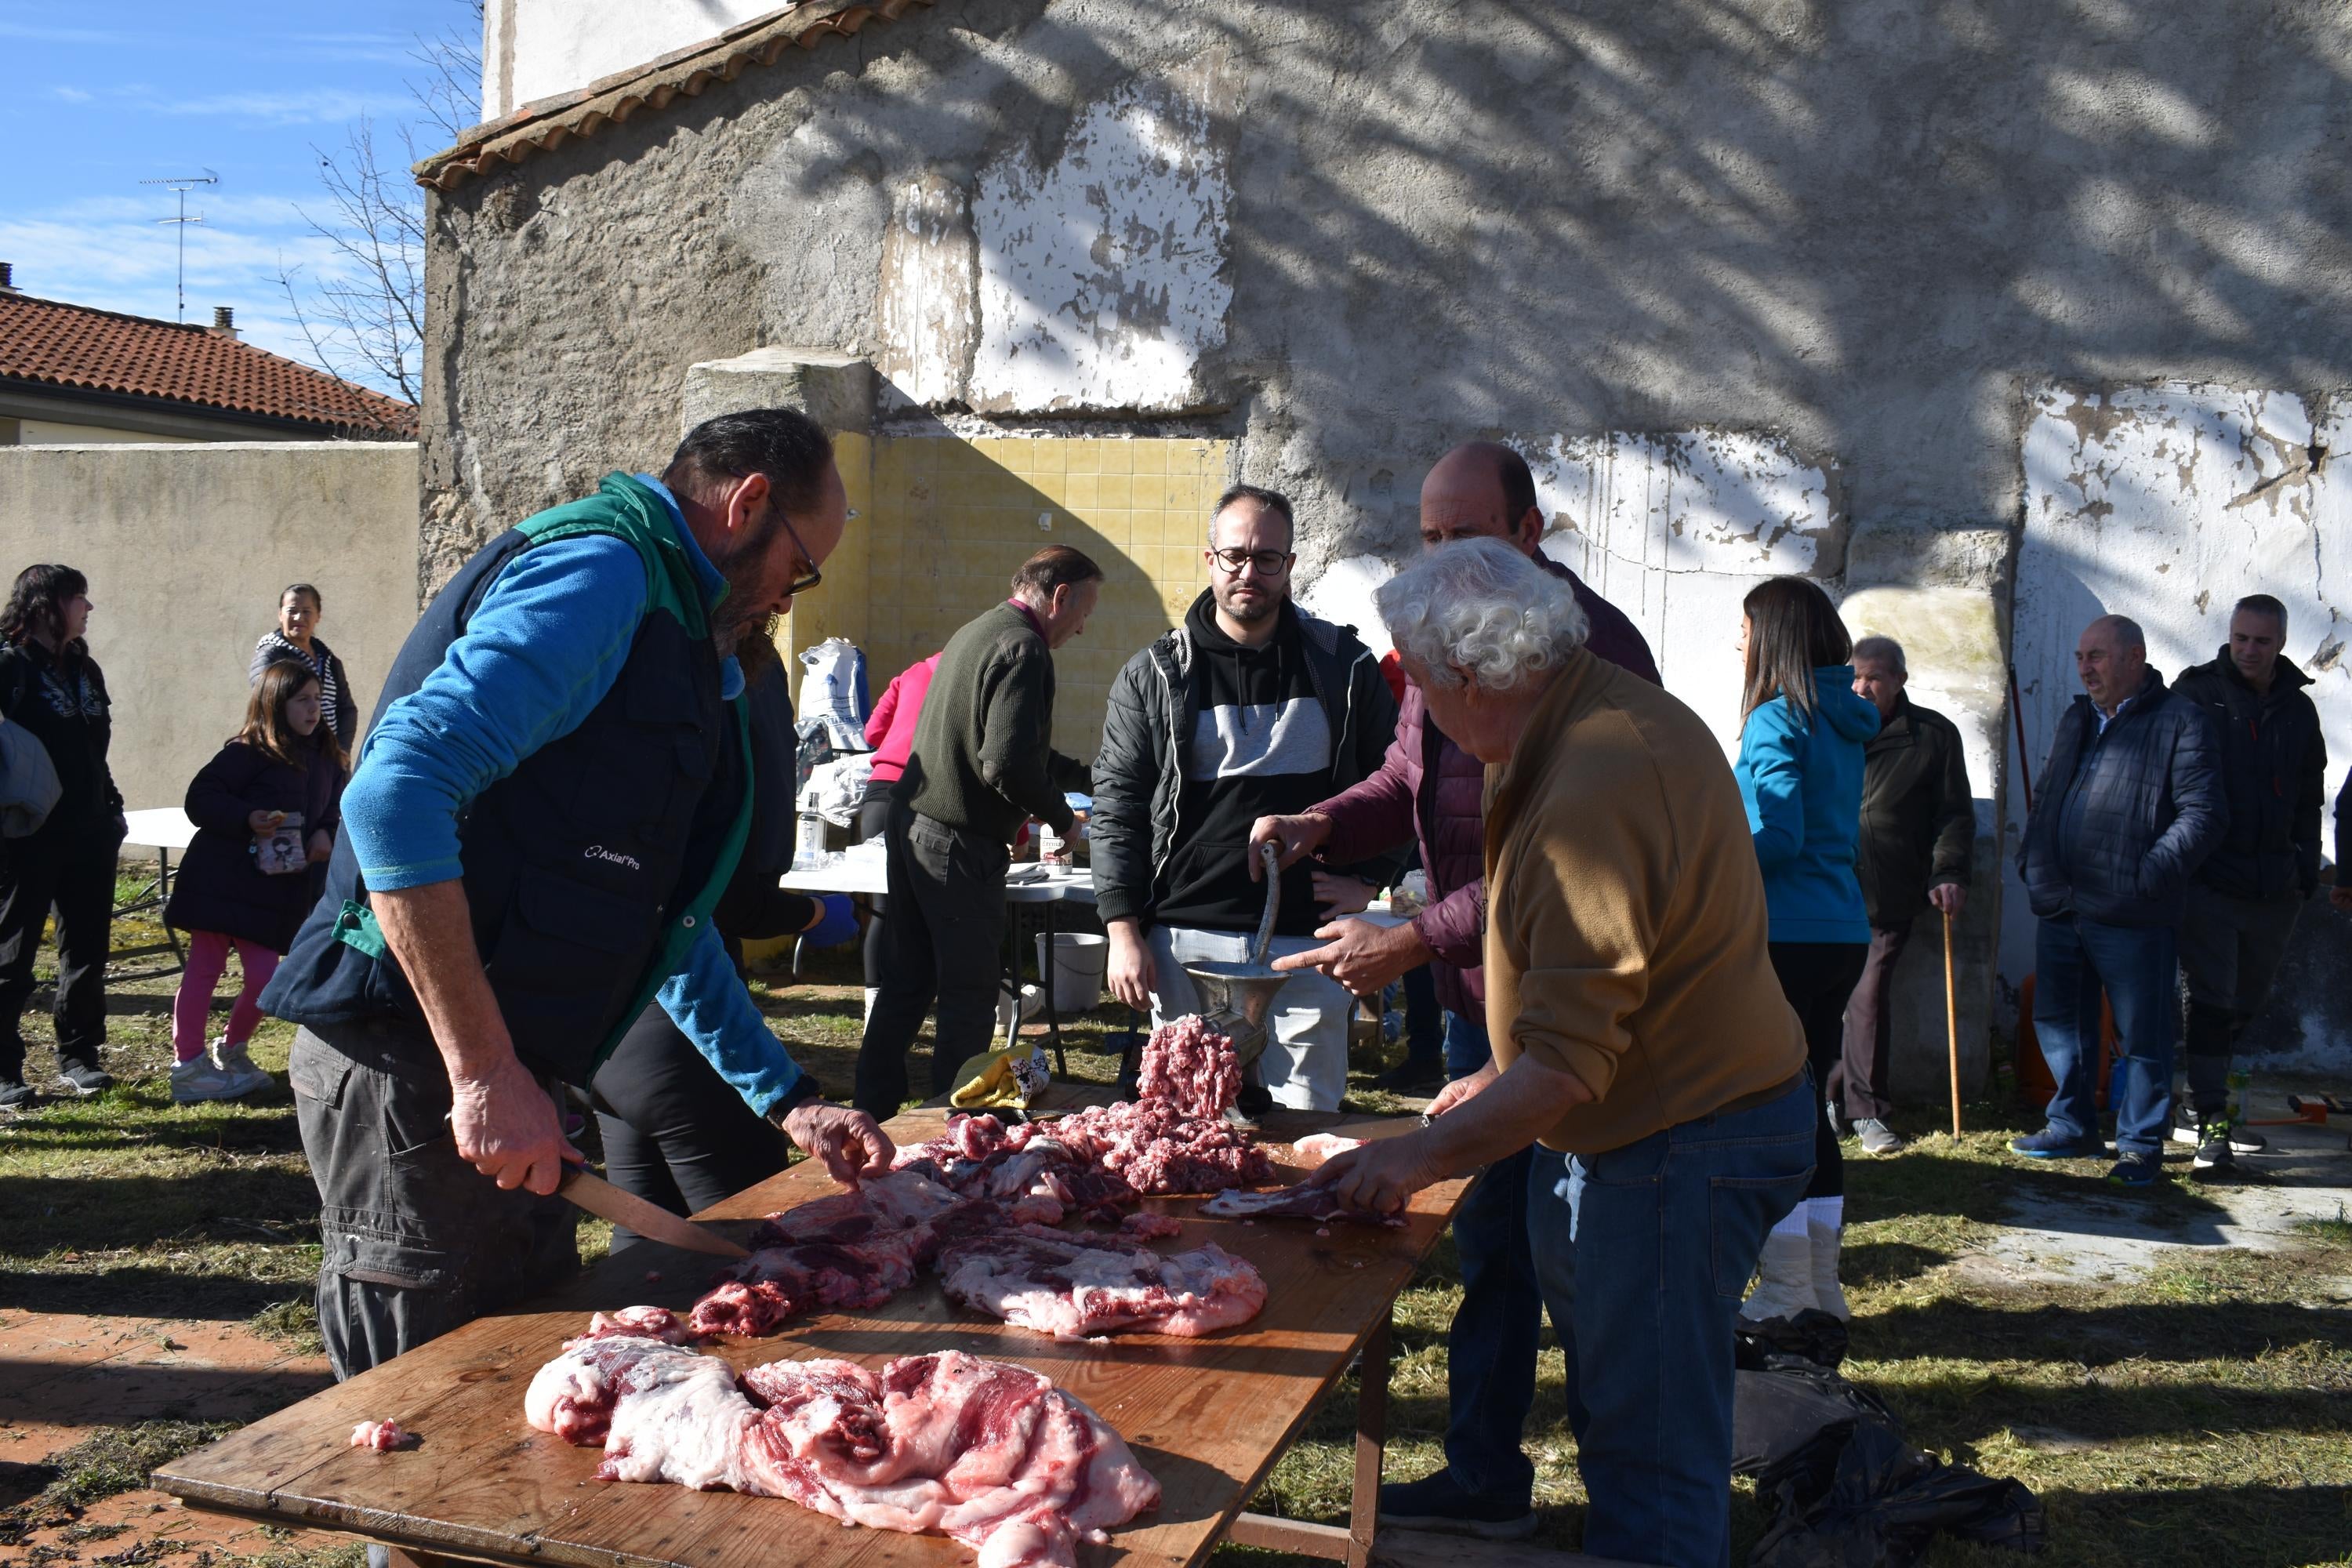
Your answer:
[1733,575,1880,1326]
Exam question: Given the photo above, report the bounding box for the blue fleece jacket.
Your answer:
[1736,666,1882,944]
[339,474,803,1114]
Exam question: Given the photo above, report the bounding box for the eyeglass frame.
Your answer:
[724,466,851,601]
[1207,546,1294,576]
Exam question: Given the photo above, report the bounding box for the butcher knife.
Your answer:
[558,1167,751,1260]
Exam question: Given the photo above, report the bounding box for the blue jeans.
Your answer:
[2033,914,2178,1156]
[1529,1077,1815,1568]
[1436,1010,1571,1504]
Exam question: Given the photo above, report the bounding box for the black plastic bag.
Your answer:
[1733,1319,2043,1564]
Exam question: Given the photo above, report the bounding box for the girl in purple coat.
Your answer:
[165,662,345,1103]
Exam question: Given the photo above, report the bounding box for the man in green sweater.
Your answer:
[853,546,1102,1114]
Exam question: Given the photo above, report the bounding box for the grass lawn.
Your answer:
[2,884,2349,1565]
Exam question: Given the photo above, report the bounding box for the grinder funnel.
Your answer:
[1180,960,1289,1069]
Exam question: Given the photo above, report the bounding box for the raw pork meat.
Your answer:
[688,1228,935,1338]
[891,1118,1139,1225]
[747,1168,969,1247]
[1136,1014,1240,1120]
[1202,1184,1403,1228]
[348,1419,410,1451]
[583,1305,695,1343]
[1118,1212,1184,1242]
[1046,1102,1276,1196]
[526,1328,1159,1568]
[525,1331,717,1448]
[1290,1133,1363,1167]
[937,1229,1267,1338]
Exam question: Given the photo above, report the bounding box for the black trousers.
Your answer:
[1835,921,1914,1123]
[591,1002,796,1247]
[854,799,1008,1118]
[1769,941,1867,1200]
[0,821,121,1080]
[856,780,894,990]
[289,1019,579,1381]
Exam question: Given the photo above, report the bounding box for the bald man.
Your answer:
[1250,441,1657,1536]
[2013,614,2223,1187]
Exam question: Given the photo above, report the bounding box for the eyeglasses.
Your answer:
[771,506,848,600]
[1210,547,1293,575]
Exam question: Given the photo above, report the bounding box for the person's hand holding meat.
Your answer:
[1308,1052,1593,1212]
[1306,1129,1443,1216]
[779,1100,896,1187]
[1312,870,1376,917]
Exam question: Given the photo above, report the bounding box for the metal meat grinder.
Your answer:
[1180,844,1291,1106]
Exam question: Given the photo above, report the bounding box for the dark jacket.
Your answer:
[1856,694,1975,927]
[165,738,344,952]
[0,639,124,843]
[250,632,358,753]
[2338,766,2351,887]
[2170,649,2327,900]
[1091,594,1402,929]
[711,649,818,942]
[2017,667,2225,927]
[1311,558,1661,1015]
[897,601,1091,840]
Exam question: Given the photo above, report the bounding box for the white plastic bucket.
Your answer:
[1035,932,1108,1013]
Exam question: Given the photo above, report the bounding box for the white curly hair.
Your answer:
[1374,537,1591,691]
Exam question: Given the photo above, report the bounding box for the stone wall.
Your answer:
[423,0,2352,1098]
[0,442,420,814]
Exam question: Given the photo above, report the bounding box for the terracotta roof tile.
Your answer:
[416,0,935,193]
[0,291,417,438]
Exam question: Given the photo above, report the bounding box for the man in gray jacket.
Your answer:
[1091,485,1400,1111]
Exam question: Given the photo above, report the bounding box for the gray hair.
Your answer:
[1852,635,1907,676]
[1374,538,1590,691]
[2088,613,2147,652]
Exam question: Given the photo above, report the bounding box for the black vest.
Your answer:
[261,525,746,1086]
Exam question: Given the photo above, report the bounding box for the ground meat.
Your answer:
[1136,1014,1240,1120]
[1046,1102,1276,1196]
[1118,1213,1185,1241]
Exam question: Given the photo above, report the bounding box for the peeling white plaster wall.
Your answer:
[1525,430,1841,750]
[2003,383,2352,1008]
[876,176,979,408]
[967,78,1233,414]
[1296,554,1398,656]
[489,0,779,119]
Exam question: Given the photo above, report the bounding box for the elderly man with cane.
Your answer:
[1299,539,1813,1568]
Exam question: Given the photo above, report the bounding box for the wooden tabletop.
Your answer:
[155,1091,1472,1568]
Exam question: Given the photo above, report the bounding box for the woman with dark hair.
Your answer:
[0,564,126,1105]
[1733,575,1879,1323]
[250,583,358,753]
[164,662,347,1102]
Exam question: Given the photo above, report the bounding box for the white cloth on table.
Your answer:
[1144,924,1350,1112]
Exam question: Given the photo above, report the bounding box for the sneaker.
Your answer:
[2107,1150,2162,1187]
[171,1054,246,1104]
[209,1040,274,1098]
[2191,1121,2234,1171]
[1372,1057,1446,1094]
[2010,1127,2101,1159]
[1826,1098,1849,1139]
[1853,1118,1907,1156]
[1375,1469,1537,1541]
[2228,1125,2267,1155]
[0,1076,31,1110]
[56,1062,114,1096]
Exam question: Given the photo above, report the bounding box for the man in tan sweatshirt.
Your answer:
[1304,539,1811,1568]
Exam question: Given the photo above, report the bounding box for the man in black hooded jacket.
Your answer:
[2169,595,2326,1171]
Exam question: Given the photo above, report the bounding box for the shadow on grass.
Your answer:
[0,1167,322,1259]
[1858,1293,2352,1368]
[0,1263,314,1320]
[1919,1483,2352,1568]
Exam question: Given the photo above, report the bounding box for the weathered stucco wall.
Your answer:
[425,0,2352,1099]
[0,443,421,813]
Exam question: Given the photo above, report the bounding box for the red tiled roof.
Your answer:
[416,0,935,193]
[0,290,417,438]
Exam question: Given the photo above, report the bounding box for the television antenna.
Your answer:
[140,171,218,323]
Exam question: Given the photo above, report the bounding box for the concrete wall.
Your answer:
[0,443,421,815]
[423,0,2352,1100]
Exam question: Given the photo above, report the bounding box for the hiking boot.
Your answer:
[2107,1150,2162,1188]
[2191,1121,2234,1172]
[1854,1118,1906,1156]
[172,1054,245,1105]
[1376,1469,1537,1541]
[1372,1056,1446,1094]
[0,1076,31,1110]
[2010,1127,2101,1160]
[56,1062,113,1096]
[210,1040,274,1098]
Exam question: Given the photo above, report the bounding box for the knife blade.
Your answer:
[558,1167,751,1259]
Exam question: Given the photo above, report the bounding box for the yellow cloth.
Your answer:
[949,1041,1051,1109]
[1483,648,1807,1156]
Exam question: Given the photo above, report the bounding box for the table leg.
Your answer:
[385,1548,463,1568]
[1349,1315,1392,1568]
[158,848,184,967]
[1043,898,1065,1077]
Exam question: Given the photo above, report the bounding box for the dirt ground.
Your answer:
[3,890,2350,1567]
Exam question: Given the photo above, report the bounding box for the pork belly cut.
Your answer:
[524,1332,717,1449]
[937,1230,1268,1338]
[581,1305,696,1343]
[1201,1184,1404,1227]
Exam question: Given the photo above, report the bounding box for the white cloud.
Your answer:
[158,89,415,125]
[50,85,93,103]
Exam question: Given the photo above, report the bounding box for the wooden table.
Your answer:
[156,1093,1472,1568]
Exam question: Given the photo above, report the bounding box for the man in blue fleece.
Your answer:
[263,408,892,1379]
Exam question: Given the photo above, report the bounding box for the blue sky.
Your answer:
[1,0,480,396]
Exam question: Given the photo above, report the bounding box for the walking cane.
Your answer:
[1942,908,1962,1138]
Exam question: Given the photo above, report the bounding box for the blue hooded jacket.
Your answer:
[1737,666,1882,943]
